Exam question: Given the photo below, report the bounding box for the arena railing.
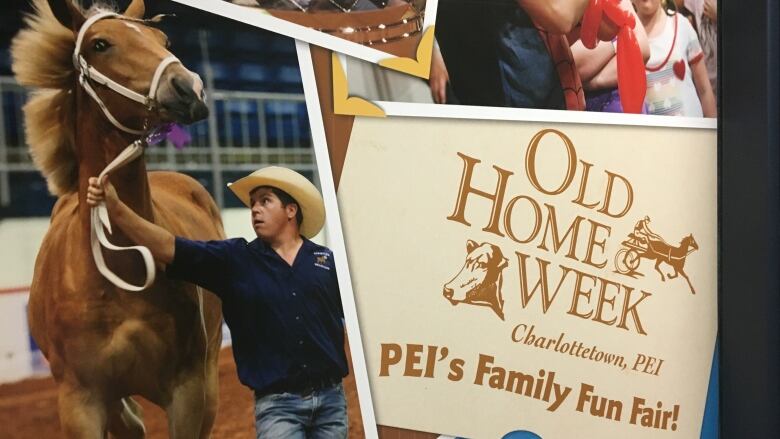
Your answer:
[0,76,318,210]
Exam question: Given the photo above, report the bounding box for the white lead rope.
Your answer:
[90,141,208,364]
[90,140,156,291]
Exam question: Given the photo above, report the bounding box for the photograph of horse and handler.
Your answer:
[0,0,365,437]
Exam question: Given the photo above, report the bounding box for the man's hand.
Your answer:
[86,175,118,209]
[703,0,717,22]
[87,175,176,265]
[429,45,450,104]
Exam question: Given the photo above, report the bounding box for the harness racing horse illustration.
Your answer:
[615,233,699,295]
[646,234,699,294]
[13,1,224,437]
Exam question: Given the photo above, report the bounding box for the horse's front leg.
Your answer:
[654,259,666,281]
[668,266,679,279]
[57,381,109,439]
[680,269,696,295]
[165,365,217,439]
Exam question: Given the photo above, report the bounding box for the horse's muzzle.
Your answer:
[157,68,209,124]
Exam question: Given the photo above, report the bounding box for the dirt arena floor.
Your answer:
[0,346,365,438]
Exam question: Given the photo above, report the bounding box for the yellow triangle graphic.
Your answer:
[331,53,386,117]
[378,25,436,79]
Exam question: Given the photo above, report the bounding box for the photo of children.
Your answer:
[0,1,372,437]
[430,0,649,110]
[346,0,718,118]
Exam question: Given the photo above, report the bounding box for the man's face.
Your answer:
[249,187,297,240]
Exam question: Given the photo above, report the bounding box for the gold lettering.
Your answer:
[447,152,514,236]
[525,129,577,195]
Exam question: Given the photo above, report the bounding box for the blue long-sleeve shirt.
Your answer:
[166,236,348,393]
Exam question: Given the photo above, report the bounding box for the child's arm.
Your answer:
[572,0,650,91]
[521,0,646,57]
[572,40,615,84]
[585,56,618,91]
[691,58,716,117]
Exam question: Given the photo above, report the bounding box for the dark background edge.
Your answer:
[719,0,780,437]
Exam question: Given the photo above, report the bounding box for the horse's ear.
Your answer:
[466,239,478,253]
[124,0,145,19]
[48,0,85,31]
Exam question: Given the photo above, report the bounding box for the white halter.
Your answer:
[74,11,181,135]
[76,12,175,292]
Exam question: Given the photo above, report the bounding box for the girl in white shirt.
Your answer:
[633,0,716,117]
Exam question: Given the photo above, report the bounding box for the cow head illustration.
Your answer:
[443,239,509,320]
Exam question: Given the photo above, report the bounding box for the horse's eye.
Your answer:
[165,38,171,49]
[93,39,111,52]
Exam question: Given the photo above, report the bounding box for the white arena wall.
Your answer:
[0,208,330,383]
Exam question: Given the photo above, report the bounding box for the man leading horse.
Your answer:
[88,166,350,438]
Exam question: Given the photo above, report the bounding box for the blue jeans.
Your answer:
[254,382,347,438]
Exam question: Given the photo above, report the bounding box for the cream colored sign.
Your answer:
[338,117,716,438]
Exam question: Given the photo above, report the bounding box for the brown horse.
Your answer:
[646,234,699,295]
[12,0,224,437]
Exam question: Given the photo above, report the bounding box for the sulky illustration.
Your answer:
[614,216,699,294]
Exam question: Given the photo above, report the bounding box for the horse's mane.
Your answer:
[11,0,118,196]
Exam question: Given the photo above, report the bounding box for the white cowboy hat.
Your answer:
[227,166,325,239]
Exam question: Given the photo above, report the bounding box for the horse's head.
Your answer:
[49,0,208,129]
[683,234,699,251]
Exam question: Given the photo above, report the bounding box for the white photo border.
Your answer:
[339,57,717,130]
[370,100,717,129]
[296,41,380,439]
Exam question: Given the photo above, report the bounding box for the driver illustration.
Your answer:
[631,215,662,245]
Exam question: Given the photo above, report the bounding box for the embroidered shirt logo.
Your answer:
[314,252,331,270]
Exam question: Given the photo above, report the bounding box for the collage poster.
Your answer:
[331,113,717,438]
[0,0,724,438]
